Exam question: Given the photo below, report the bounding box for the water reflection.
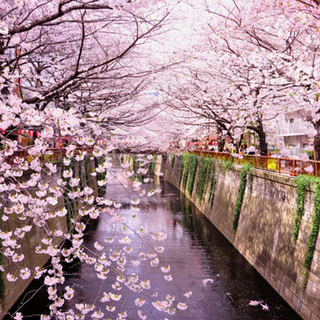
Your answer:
[5,179,301,320]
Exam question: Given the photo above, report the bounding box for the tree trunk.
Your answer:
[218,139,225,152]
[216,126,225,152]
[314,134,320,161]
[247,120,268,156]
[258,130,268,156]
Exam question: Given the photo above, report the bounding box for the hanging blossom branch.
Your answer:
[0,95,192,319]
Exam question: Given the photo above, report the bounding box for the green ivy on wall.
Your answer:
[292,175,320,290]
[187,154,198,195]
[179,154,186,187]
[149,155,157,174]
[171,154,175,169]
[187,155,198,195]
[179,153,198,195]
[208,160,217,208]
[232,162,252,231]
[293,175,311,246]
[196,157,214,203]
[182,154,190,191]
[302,179,320,289]
[221,159,234,175]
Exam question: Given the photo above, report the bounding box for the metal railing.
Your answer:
[192,150,320,177]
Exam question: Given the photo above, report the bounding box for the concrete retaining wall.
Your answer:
[0,157,98,318]
[164,155,320,320]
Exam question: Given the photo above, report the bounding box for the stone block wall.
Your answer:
[164,155,320,320]
[1,170,68,317]
[0,157,98,318]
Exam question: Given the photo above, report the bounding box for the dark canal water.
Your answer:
[5,178,301,320]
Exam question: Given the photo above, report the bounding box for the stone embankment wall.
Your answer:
[0,157,98,318]
[164,154,320,320]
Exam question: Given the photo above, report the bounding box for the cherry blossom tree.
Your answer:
[0,0,181,136]
[202,0,320,157]
[0,1,200,319]
[157,0,320,158]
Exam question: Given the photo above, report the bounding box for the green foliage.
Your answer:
[171,154,175,169]
[149,155,157,174]
[293,175,311,246]
[179,153,198,195]
[291,175,320,289]
[179,153,186,187]
[182,155,190,190]
[125,155,136,171]
[44,153,51,162]
[208,161,217,208]
[301,149,313,159]
[232,163,252,231]
[196,157,214,203]
[302,178,320,290]
[248,165,253,197]
[221,159,234,175]
[186,154,198,195]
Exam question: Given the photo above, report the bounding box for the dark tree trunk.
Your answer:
[248,120,268,156]
[216,126,225,152]
[218,139,225,152]
[258,130,268,156]
[314,134,320,161]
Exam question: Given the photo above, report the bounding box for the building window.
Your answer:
[289,118,294,123]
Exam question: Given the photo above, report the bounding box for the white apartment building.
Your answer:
[278,109,310,157]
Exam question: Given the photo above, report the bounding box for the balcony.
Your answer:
[280,122,306,137]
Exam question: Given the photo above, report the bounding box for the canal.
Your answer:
[5,175,301,319]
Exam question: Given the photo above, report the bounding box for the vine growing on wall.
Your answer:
[179,153,185,187]
[181,154,189,191]
[179,153,199,195]
[182,154,190,191]
[196,157,213,203]
[186,154,198,196]
[148,155,157,174]
[293,175,311,246]
[232,163,252,231]
[208,160,217,208]
[302,177,320,290]
[221,159,234,175]
[171,154,175,169]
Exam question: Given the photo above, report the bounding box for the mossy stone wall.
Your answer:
[164,154,320,320]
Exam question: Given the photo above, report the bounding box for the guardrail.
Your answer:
[192,151,320,177]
